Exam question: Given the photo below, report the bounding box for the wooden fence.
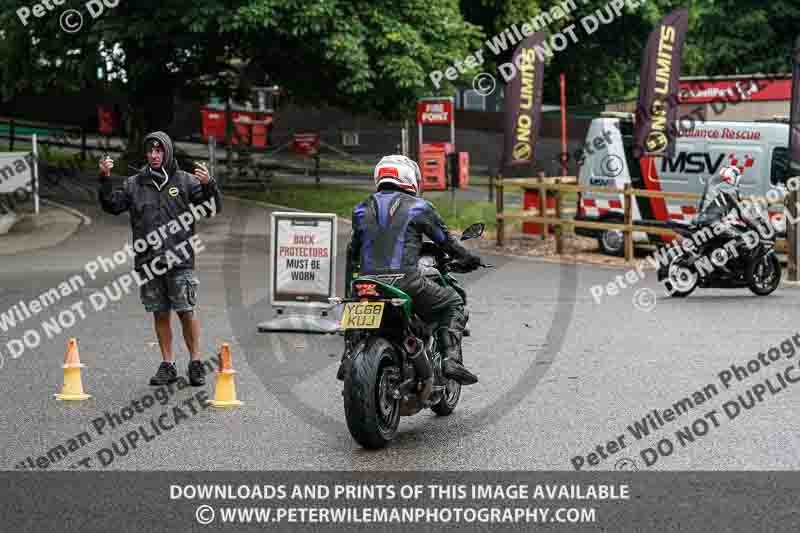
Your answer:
[495,176,788,262]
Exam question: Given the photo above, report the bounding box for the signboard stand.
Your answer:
[258,212,341,334]
[258,308,340,334]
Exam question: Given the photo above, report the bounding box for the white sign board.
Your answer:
[0,152,33,194]
[270,212,338,308]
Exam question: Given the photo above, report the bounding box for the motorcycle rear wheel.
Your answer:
[343,338,401,449]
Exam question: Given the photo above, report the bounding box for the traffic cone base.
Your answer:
[55,392,92,401]
[208,401,243,408]
[55,340,90,401]
[209,371,242,408]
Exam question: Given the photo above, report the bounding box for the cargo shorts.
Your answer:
[140,268,199,313]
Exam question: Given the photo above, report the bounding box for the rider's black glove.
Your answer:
[462,254,482,270]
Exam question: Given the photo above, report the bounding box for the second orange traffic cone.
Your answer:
[209,343,242,408]
[54,338,91,401]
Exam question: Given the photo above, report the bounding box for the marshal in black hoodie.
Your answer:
[98,131,222,271]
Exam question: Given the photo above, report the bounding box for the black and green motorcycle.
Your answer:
[332,223,490,449]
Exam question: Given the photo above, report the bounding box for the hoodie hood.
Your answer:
[143,131,177,176]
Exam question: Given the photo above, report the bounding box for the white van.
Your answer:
[575,113,789,255]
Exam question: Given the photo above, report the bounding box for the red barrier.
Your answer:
[418,142,453,191]
[523,189,557,235]
[293,133,320,156]
[458,152,470,188]
[97,106,115,135]
[201,108,272,147]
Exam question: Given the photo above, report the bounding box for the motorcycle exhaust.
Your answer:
[404,335,433,404]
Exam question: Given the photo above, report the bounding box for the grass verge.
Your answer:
[279,153,375,176]
[240,184,497,231]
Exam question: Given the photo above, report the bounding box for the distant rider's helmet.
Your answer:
[719,165,742,188]
[374,155,421,196]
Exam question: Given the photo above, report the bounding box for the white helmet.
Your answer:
[374,155,421,195]
[719,165,742,187]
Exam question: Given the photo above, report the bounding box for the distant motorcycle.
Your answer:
[657,213,780,297]
[333,223,490,449]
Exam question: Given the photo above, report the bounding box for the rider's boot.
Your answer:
[438,329,478,385]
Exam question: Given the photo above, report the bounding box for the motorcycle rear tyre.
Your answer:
[343,338,401,449]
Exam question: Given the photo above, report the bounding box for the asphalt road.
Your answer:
[2,183,800,472]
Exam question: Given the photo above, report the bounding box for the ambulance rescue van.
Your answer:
[574,112,790,256]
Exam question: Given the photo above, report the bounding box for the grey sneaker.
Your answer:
[150,362,178,386]
[188,360,206,387]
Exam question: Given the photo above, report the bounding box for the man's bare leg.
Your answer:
[154,311,174,362]
[178,310,201,361]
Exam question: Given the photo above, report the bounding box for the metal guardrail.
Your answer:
[0,118,94,157]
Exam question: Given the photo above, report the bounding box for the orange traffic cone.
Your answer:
[54,338,91,401]
[209,343,242,408]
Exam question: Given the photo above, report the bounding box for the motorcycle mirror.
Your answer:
[461,222,485,241]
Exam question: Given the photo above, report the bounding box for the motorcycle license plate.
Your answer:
[340,302,384,329]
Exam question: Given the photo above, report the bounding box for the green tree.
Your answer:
[687,0,800,75]
[233,0,482,115]
[461,0,543,37]
[0,0,480,154]
[457,0,662,107]
[534,0,702,107]
[458,0,712,107]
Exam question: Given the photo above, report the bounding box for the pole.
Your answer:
[418,122,423,163]
[81,128,87,160]
[496,174,504,247]
[786,192,793,279]
[451,100,457,215]
[450,96,456,152]
[787,34,800,279]
[402,120,409,156]
[555,177,563,254]
[795,188,800,281]
[224,98,233,171]
[417,120,424,198]
[539,179,547,240]
[450,153,457,219]
[32,133,39,215]
[209,135,217,185]
[624,183,633,262]
[560,73,568,177]
[488,167,494,202]
[791,187,800,281]
[9,119,15,151]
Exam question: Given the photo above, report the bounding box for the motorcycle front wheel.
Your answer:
[664,256,698,297]
[747,253,781,296]
[343,338,401,449]
[431,339,462,416]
